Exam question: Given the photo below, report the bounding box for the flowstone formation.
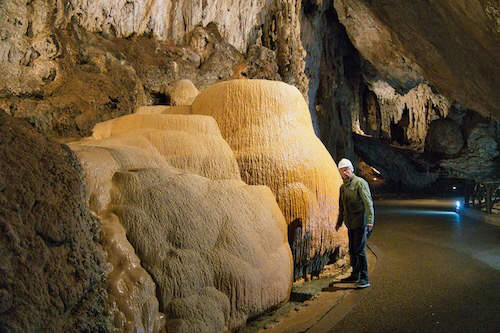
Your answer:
[192,79,346,279]
[0,111,112,332]
[70,111,293,332]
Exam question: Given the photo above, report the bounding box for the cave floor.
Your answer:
[242,199,500,333]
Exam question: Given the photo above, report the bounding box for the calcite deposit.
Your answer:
[192,79,346,279]
[1,0,500,329]
[70,109,293,332]
[163,79,200,106]
[72,113,241,213]
[101,213,166,333]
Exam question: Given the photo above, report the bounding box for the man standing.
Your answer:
[335,158,374,288]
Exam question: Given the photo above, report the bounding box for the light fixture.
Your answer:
[452,186,457,190]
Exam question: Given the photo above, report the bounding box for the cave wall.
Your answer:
[0,110,113,332]
[3,0,497,180]
[0,0,309,140]
[1,0,500,331]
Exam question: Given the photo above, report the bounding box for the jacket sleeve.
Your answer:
[359,179,374,225]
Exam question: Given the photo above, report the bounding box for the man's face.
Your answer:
[339,167,353,181]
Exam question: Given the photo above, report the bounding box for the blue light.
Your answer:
[455,201,460,209]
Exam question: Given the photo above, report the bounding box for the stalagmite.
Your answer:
[191,79,346,279]
[70,111,292,332]
[163,79,200,106]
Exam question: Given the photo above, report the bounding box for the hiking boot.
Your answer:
[356,279,371,289]
[340,275,359,283]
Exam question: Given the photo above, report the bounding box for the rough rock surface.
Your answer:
[109,168,292,332]
[370,82,450,150]
[0,1,310,140]
[334,0,500,118]
[71,113,241,214]
[70,111,293,332]
[192,79,346,279]
[440,122,500,180]
[425,119,464,156]
[0,111,112,332]
[69,0,268,53]
[354,134,438,190]
[1,0,498,186]
[163,79,200,106]
[300,0,363,161]
[101,213,166,333]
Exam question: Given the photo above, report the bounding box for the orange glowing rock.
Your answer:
[70,111,292,332]
[192,79,346,278]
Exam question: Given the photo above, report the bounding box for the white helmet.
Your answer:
[338,158,354,171]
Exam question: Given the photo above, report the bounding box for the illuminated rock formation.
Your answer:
[70,112,292,332]
[136,105,192,115]
[163,79,200,106]
[108,167,292,332]
[370,82,450,149]
[192,79,345,279]
[101,213,166,333]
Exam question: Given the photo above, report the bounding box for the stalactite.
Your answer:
[370,81,450,150]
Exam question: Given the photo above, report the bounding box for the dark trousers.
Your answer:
[348,226,368,280]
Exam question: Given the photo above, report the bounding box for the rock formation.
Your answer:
[333,0,500,117]
[163,79,200,106]
[354,134,438,190]
[0,111,112,332]
[1,0,499,329]
[70,109,293,332]
[192,79,346,279]
[425,119,464,156]
[101,213,166,333]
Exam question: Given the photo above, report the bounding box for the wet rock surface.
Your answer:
[0,111,112,332]
[425,118,464,156]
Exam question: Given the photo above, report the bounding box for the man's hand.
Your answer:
[366,224,373,238]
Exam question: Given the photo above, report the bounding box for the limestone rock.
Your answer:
[192,79,346,279]
[334,0,500,118]
[71,114,241,213]
[163,79,200,106]
[354,134,438,190]
[0,111,112,332]
[101,214,166,333]
[70,111,292,331]
[68,0,268,53]
[440,123,499,180]
[370,82,450,150]
[108,168,292,332]
[425,119,464,156]
[136,105,192,115]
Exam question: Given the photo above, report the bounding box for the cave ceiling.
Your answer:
[334,0,500,120]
